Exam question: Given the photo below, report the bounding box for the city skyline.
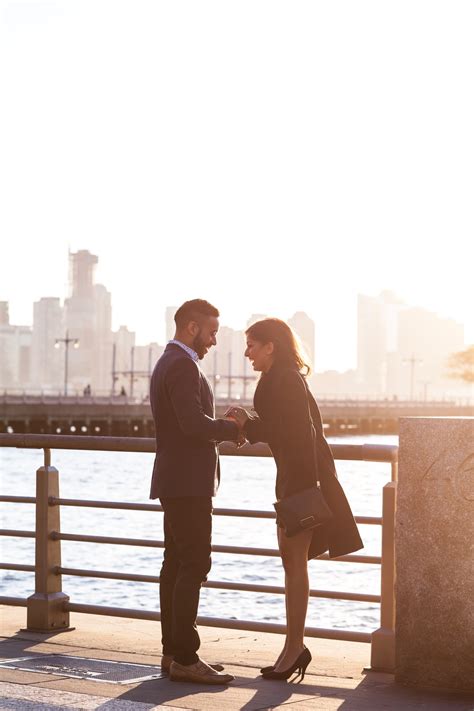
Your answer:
[1,3,473,373]
[3,240,472,373]
[1,247,469,368]
[0,249,470,401]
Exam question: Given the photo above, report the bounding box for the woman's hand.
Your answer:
[225,408,249,448]
[225,406,251,428]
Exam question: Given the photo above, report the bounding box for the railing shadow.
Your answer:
[0,629,74,660]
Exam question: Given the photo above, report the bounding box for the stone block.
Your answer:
[396,417,474,692]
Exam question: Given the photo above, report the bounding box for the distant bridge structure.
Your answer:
[1,393,472,437]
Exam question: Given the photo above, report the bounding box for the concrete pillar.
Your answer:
[396,417,474,692]
[370,481,397,672]
[27,456,71,632]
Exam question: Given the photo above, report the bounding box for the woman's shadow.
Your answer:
[92,670,309,711]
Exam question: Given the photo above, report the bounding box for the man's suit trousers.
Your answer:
[159,496,212,665]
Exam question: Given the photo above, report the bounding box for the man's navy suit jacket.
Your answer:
[149,343,239,499]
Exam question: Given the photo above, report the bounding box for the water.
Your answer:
[0,435,396,634]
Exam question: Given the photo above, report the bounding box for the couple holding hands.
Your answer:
[149,299,362,685]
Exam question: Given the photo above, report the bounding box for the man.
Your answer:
[150,299,240,685]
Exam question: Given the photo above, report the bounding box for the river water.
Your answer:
[0,435,396,634]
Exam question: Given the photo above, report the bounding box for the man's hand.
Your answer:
[225,406,251,429]
[225,408,250,447]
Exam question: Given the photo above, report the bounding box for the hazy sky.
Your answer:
[1,1,473,371]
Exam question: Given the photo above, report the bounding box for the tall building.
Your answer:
[69,249,98,297]
[397,307,464,399]
[201,325,249,399]
[64,250,112,393]
[357,291,466,398]
[31,297,63,392]
[247,313,267,328]
[112,326,135,395]
[0,302,9,325]
[0,302,32,390]
[357,291,404,395]
[93,284,113,392]
[165,306,177,343]
[288,311,315,369]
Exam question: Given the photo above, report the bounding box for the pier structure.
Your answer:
[1,393,471,437]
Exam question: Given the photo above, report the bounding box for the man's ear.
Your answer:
[188,321,200,337]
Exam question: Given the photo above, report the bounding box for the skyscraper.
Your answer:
[288,311,315,369]
[357,291,465,398]
[69,249,98,297]
[0,302,31,390]
[64,250,112,393]
[247,313,267,328]
[357,291,403,394]
[31,297,63,391]
[165,306,177,343]
[397,307,464,399]
[0,302,9,326]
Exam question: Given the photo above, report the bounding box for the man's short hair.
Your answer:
[174,299,220,329]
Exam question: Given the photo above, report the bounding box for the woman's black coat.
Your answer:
[243,363,363,559]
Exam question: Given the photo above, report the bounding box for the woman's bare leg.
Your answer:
[268,526,289,669]
[273,526,313,672]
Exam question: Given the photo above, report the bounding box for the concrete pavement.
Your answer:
[0,607,472,710]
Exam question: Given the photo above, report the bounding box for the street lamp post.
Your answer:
[55,330,79,396]
[420,380,431,402]
[403,352,423,401]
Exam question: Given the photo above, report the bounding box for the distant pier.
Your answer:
[0,393,472,436]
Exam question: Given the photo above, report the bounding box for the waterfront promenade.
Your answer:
[2,418,473,707]
[1,607,472,710]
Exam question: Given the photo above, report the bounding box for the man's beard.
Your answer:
[192,330,207,360]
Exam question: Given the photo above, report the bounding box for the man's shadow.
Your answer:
[92,670,297,710]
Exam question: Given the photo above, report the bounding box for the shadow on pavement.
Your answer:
[99,670,474,711]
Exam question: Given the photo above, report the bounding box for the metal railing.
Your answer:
[2,389,472,406]
[0,433,397,671]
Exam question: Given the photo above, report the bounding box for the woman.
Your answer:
[227,318,363,681]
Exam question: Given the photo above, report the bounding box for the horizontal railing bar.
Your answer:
[64,602,371,643]
[0,528,380,563]
[0,530,35,539]
[52,532,380,563]
[0,562,380,601]
[0,495,381,526]
[51,498,165,512]
[47,498,381,525]
[0,596,27,607]
[56,566,380,602]
[0,433,398,463]
[0,496,36,505]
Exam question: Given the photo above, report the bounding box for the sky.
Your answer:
[1,0,473,371]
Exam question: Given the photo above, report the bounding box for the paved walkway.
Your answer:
[0,607,472,710]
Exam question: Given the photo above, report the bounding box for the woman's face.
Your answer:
[245,336,274,373]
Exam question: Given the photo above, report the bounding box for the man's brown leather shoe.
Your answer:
[161,655,224,673]
[169,659,234,684]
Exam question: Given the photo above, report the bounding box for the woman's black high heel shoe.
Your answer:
[261,647,311,682]
[260,665,275,673]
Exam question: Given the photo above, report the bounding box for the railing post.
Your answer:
[26,449,72,632]
[370,481,396,672]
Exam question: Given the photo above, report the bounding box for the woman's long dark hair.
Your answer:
[246,318,311,375]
